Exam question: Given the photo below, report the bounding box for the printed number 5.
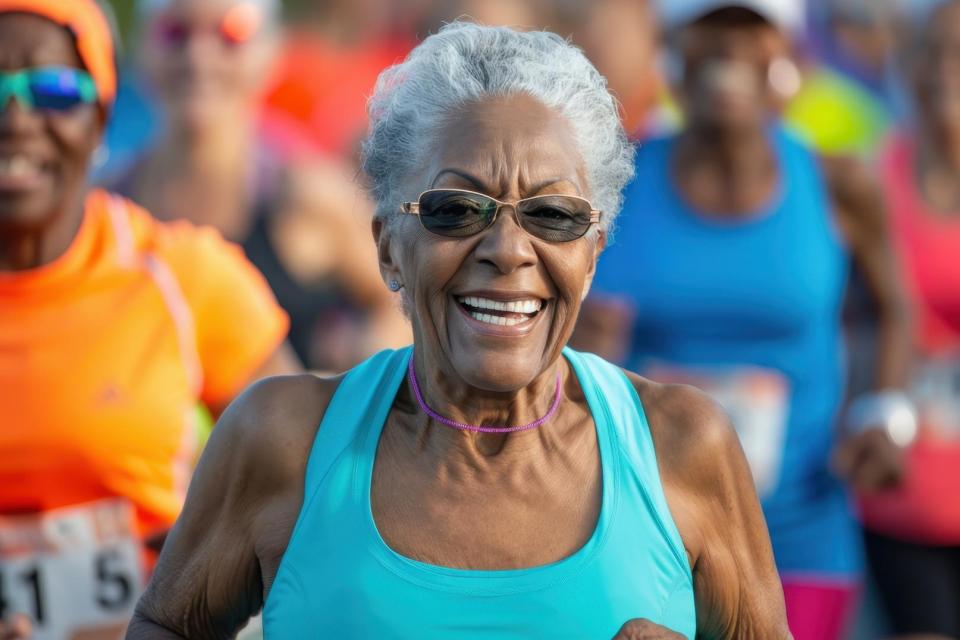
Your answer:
[95,550,133,611]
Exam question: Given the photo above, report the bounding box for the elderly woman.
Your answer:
[129,23,789,639]
[0,0,296,636]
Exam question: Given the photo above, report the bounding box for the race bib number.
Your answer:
[912,356,960,441]
[0,499,144,640]
[646,365,790,499]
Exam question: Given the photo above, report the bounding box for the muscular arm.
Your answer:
[823,155,912,390]
[823,156,914,491]
[127,374,336,639]
[633,376,791,639]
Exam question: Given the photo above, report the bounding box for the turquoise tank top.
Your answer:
[263,347,695,639]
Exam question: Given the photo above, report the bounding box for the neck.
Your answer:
[682,121,774,176]
[674,121,778,215]
[0,189,86,272]
[160,113,256,175]
[400,353,569,459]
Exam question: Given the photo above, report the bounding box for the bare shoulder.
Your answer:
[820,154,886,229]
[623,370,742,489]
[132,373,345,637]
[622,371,790,637]
[213,372,344,490]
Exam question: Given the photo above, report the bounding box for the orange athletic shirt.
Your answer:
[0,190,289,537]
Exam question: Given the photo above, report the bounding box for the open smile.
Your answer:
[453,292,548,334]
[0,153,49,192]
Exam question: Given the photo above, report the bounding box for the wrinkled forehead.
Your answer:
[424,95,589,196]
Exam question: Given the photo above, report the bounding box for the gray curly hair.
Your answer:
[361,21,635,232]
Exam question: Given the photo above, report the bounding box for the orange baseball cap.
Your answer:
[0,0,117,105]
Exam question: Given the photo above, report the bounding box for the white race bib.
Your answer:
[912,355,960,441]
[646,365,790,499]
[0,499,145,640]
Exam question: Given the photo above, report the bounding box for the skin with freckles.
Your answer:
[129,94,789,639]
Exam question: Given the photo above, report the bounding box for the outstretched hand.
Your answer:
[0,615,32,640]
[833,426,906,492]
[612,619,686,639]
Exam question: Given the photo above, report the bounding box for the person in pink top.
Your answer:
[860,0,960,635]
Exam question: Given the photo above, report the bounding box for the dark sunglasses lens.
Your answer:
[28,69,90,111]
[154,19,190,47]
[419,191,497,237]
[518,196,594,242]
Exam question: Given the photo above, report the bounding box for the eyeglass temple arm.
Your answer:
[403,202,601,221]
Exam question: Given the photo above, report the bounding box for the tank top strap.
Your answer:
[303,347,412,491]
[563,348,691,577]
[772,125,827,196]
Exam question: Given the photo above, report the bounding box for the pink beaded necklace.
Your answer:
[406,356,562,434]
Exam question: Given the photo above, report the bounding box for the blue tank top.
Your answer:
[263,347,695,638]
[593,127,861,578]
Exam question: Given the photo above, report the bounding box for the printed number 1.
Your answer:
[0,566,45,625]
[0,550,133,625]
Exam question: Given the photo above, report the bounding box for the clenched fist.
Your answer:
[0,615,31,640]
[612,619,686,639]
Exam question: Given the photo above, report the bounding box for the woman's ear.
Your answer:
[581,229,607,302]
[372,217,402,290]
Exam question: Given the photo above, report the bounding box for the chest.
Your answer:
[0,273,196,471]
[895,216,960,314]
[369,428,602,570]
[617,200,845,343]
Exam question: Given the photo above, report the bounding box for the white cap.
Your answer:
[895,0,956,25]
[655,0,806,34]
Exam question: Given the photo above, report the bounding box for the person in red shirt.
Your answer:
[859,1,960,635]
[0,1,298,636]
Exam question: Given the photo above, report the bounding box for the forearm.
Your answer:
[872,300,913,389]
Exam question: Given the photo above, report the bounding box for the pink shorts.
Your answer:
[782,576,860,640]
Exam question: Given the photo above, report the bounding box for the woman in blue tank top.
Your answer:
[128,21,790,639]
[578,2,912,639]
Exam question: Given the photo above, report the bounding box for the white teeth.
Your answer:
[458,296,542,313]
[0,155,40,178]
[469,311,525,327]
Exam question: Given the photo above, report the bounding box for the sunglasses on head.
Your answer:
[152,2,265,49]
[0,67,97,113]
[401,189,602,243]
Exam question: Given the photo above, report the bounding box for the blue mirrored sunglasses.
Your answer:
[0,66,97,112]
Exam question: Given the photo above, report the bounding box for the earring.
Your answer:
[91,145,110,174]
[389,279,403,292]
[768,56,802,100]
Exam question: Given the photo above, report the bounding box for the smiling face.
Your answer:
[141,0,276,133]
[377,94,604,393]
[0,13,103,231]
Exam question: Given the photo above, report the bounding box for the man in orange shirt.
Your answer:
[0,1,299,636]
